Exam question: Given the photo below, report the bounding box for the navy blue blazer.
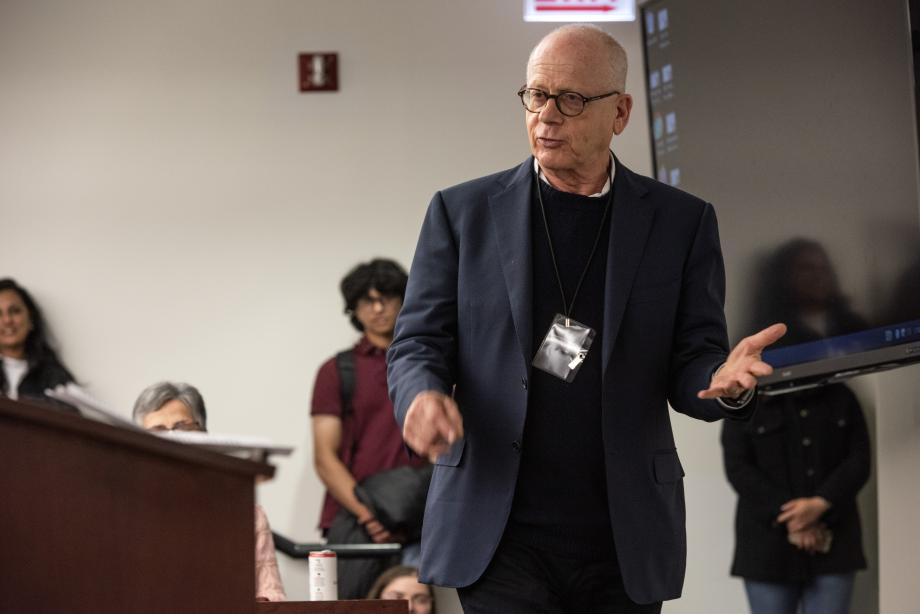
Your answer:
[388,157,752,604]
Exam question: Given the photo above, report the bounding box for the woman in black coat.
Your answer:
[721,383,870,614]
[0,278,76,406]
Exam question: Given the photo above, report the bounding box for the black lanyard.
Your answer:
[534,166,613,322]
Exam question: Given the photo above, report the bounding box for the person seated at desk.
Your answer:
[367,565,434,614]
[0,278,76,406]
[132,381,287,602]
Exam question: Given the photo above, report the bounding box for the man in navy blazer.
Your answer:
[388,25,785,613]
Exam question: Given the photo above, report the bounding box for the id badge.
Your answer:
[532,313,596,383]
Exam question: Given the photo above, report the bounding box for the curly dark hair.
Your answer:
[340,259,408,331]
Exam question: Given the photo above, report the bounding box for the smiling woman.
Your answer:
[0,278,75,406]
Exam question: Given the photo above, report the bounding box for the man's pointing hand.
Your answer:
[403,391,464,463]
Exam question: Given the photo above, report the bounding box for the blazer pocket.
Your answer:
[653,450,685,484]
[434,437,466,467]
[627,278,681,305]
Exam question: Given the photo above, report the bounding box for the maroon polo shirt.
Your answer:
[311,336,423,530]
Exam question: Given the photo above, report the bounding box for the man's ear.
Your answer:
[613,94,634,135]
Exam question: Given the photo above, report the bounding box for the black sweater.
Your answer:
[507,178,616,559]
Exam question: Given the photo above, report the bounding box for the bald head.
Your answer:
[527,25,628,93]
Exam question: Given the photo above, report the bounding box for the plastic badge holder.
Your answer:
[532,313,596,383]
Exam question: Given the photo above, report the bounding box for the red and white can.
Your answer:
[308,549,338,601]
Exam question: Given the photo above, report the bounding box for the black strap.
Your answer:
[334,349,358,472]
[335,349,356,420]
[534,165,613,318]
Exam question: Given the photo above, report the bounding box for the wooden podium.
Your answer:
[0,397,271,614]
[256,601,408,613]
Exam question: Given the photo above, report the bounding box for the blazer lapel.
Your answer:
[488,159,535,368]
[602,162,654,376]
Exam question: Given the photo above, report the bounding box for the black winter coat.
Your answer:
[721,383,870,582]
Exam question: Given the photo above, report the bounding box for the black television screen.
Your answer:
[640,0,920,393]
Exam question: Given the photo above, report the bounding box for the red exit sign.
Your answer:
[524,0,636,22]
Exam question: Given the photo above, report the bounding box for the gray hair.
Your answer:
[528,24,628,92]
[132,381,208,430]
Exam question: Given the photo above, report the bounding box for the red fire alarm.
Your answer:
[299,53,339,92]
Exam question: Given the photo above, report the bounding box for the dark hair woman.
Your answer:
[0,278,76,405]
[727,240,871,614]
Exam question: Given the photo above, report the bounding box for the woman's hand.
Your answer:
[788,524,832,554]
[777,496,831,532]
[788,526,820,553]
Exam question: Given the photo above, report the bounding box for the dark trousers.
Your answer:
[456,534,663,614]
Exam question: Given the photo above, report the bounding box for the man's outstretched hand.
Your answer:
[403,390,464,463]
[698,323,787,400]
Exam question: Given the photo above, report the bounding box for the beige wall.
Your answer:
[2,1,916,612]
[874,364,920,614]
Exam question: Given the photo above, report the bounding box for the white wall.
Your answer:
[874,364,920,614]
[3,1,916,613]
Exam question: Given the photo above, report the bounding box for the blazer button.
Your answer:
[800,409,809,418]
[511,440,522,453]
[802,437,812,447]
[521,377,528,390]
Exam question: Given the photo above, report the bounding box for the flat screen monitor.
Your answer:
[640,0,920,393]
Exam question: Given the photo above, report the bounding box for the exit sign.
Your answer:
[524,0,636,22]
[299,53,339,92]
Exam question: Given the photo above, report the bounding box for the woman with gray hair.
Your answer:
[132,381,286,602]
[133,381,207,432]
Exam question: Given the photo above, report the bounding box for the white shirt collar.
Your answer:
[2,355,29,401]
[533,153,616,198]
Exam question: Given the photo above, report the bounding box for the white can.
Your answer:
[308,549,338,601]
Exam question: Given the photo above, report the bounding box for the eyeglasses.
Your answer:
[517,87,619,117]
[356,294,400,310]
[148,420,204,433]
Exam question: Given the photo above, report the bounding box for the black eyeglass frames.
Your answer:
[517,87,619,117]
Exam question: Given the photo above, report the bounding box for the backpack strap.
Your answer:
[334,349,358,470]
[335,349,356,420]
